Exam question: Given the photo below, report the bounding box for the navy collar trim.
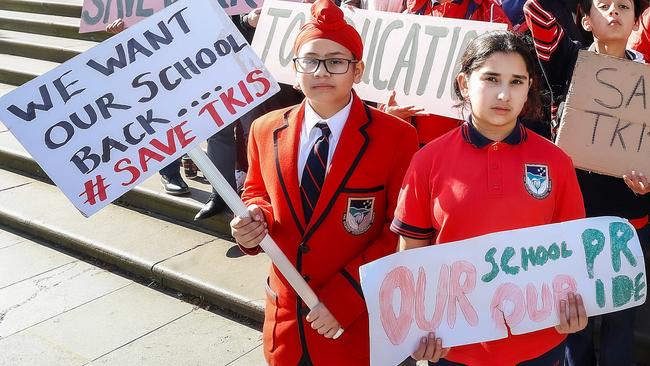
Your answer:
[433,0,463,5]
[461,117,527,148]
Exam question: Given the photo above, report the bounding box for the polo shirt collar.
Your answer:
[461,116,527,148]
[432,0,463,5]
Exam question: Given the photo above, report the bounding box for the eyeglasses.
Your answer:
[293,57,358,74]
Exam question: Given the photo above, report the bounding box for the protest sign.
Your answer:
[0,0,280,217]
[360,217,646,366]
[556,50,650,178]
[79,0,264,33]
[251,0,506,119]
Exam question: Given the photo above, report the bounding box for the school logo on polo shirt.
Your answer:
[524,164,552,199]
[343,197,375,235]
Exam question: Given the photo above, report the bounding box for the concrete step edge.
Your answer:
[0,15,110,42]
[0,145,233,238]
[0,69,38,87]
[0,0,81,18]
[0,37,82,63]
[0,204,264,323]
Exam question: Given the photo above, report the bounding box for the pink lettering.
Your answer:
[447,261,479,328]
[526,283,553,322]
[415,265,449,331]
[379,266,415,345]
[553,274,577,309]
[491,283,525,330]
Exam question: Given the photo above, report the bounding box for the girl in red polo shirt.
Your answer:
[390,31,588,365]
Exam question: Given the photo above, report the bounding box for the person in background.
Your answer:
[106,18,190,196]
[194,9,306,219]
[628,1,650,60]
[524,1,650,364]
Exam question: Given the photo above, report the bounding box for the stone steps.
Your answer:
[0,28,96,63]
[0,167,269,323]
[0,9,109,42]
[0,120,232,239]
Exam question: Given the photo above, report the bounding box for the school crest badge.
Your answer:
[524,164,551,199]
[343,198,375,235]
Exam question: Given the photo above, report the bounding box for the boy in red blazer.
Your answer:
[230,0,419,364]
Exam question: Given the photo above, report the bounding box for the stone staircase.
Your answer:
[1,1,650,364]
[0,0,269,325]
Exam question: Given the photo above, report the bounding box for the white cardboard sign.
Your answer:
[251,0,506,119]
[0,0,280,216]
[360,217,646,366]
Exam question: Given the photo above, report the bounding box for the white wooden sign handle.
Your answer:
[187,148,343,339]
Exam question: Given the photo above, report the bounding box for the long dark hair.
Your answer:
[453,30,543,120]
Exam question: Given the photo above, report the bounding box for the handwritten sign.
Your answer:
[0,0,279,217]
[251,0,506,119]
[360,217,646,366]
[556,50,650,178]
[80,0,264,33]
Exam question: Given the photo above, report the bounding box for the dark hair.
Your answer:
[453,30,542,120]
[580,0,646,20]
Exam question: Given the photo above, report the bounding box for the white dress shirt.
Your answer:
[298,96,353,180]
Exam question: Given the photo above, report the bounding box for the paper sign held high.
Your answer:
[0,0,279,216]
[556,50,650,178]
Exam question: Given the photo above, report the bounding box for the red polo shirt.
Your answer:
[391,120,585,365]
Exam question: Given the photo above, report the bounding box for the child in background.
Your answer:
[628,4,650,60]
[391,31,588,366]
[524,1,650,365]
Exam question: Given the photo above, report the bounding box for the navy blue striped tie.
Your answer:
[300,122,331,223]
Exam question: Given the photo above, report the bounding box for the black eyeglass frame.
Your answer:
[292,57,359,74]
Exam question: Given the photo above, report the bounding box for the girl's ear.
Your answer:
[581,15,592,32]
[456,72,470,98]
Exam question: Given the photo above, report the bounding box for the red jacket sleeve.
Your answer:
[239,118,275,255]
[315,123,419,329]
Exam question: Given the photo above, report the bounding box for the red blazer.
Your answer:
[242,93,418,365]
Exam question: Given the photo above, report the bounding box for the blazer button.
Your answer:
[299,243,310,253]
[303,275,310,282]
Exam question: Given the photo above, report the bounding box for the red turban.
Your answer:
[293,0,364,60]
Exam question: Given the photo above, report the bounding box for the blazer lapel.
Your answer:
[305,93,371,235]
[273,102,306,234]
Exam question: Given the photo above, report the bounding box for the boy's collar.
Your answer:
[303,93,353,141]
[433,0,465,5]
[587,43,645,63]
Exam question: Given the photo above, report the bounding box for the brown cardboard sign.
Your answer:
[556,50,650,178]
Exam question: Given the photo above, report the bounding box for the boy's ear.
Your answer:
[581,15,593,32]
[353,61,365,84]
